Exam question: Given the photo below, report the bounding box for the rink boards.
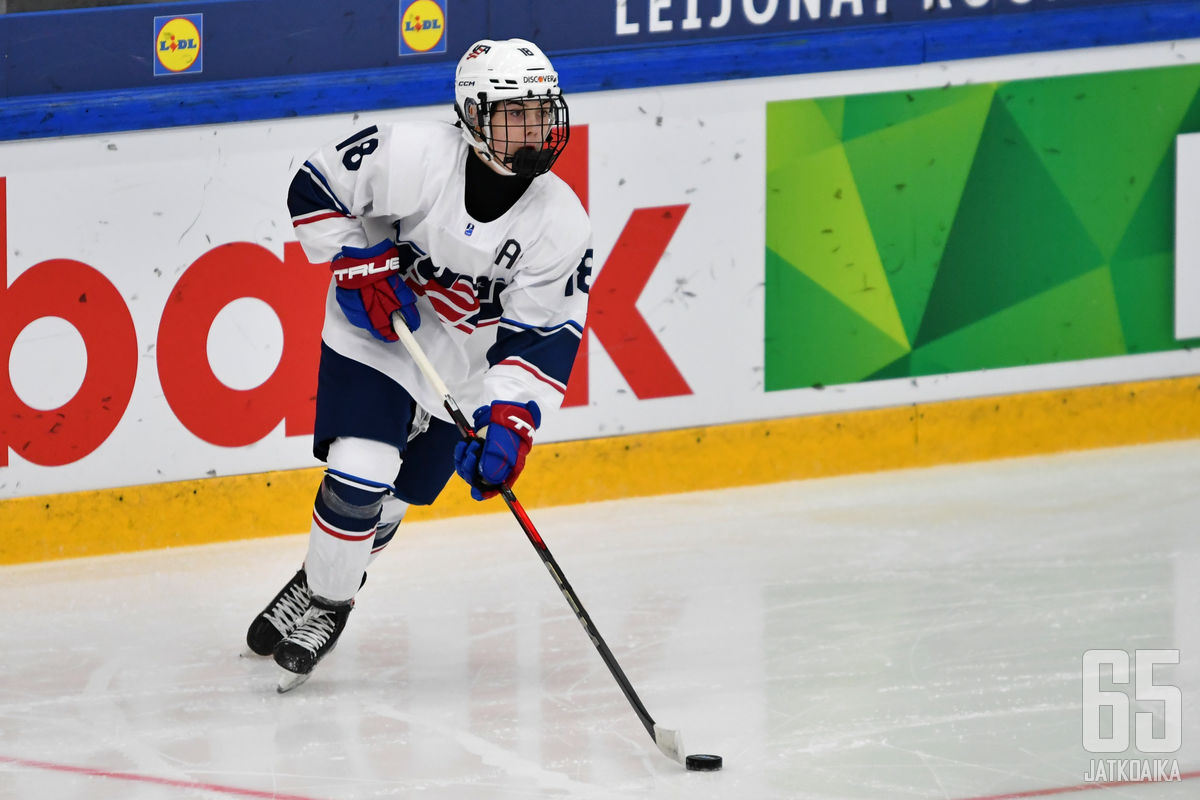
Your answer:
[4,373,1200,564]
[4,27,1200,561]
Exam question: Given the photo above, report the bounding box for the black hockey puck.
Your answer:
[685,754,723,771]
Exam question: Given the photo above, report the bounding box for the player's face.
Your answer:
[488,99,552,166]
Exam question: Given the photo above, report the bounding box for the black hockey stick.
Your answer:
[391,314,689,767]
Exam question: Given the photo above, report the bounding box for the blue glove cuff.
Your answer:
[334,239,396,261]
[471,400,542,433]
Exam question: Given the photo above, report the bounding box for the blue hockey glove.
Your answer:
[330,240,419,341]
[454,400,542,501]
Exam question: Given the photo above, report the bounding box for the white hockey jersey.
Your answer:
[288,120,592,424]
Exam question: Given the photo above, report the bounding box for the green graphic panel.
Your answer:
[843,84,994,342]
[1000,66,1200,259]
[766,137,908,350]
[766,248,910,390]
[1109,154,1178,354]
[765,99,842,173]
[815,97,845,140]
[911,267,1126,375]
[841,83,989,142]
[1107,252,1174,355]
[916,97,1106,346]
[765,64,1200,391]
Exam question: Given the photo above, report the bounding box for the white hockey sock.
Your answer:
[305,437,401,601]
[367,495,410,566]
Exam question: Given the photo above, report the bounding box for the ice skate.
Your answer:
[273,597,353,693]
[245,567,310,656]
[246,568,366,657]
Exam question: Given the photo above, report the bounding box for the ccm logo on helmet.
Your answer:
[332,257,401,280]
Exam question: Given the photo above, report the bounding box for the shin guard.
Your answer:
[305,470,387,602]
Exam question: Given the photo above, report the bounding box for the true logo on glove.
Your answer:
[504,414,536,436]
[329,241,420,339]
[332,256,400,282]
[453,401,541,501]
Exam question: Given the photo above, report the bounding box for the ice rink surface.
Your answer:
[3,440,1200,799]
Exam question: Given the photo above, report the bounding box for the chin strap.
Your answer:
[468,131,516,176]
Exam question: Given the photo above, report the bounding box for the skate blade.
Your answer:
[276,667,312,694]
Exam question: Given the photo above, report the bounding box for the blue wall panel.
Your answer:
[0,0,1196,141]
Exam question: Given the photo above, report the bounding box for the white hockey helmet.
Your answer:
[454,38,570,178]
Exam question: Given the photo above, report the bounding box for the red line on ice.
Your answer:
[0,754,326,800]
[956,769,1200,799]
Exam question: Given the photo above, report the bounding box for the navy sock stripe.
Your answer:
[372,521,399,550]
[316,474,385,534]
[326,468,396,493]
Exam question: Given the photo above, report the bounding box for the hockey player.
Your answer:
[244,38,591,691]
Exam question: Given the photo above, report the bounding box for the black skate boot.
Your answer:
[245,567,311,656]
[246,568,366,657]
[273,596,353,693]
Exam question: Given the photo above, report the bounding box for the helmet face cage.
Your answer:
[469,93,569,178]
[453,38,570,178]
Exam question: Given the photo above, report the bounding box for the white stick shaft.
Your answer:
[391,312,453,400]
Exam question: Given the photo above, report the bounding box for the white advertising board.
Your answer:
[4,39,1200,499]
[1176,130,1200,339]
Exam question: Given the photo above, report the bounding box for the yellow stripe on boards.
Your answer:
[3,374,1199,565]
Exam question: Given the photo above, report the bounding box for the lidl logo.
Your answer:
[154,14,203,76]
[399,0,446,56]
